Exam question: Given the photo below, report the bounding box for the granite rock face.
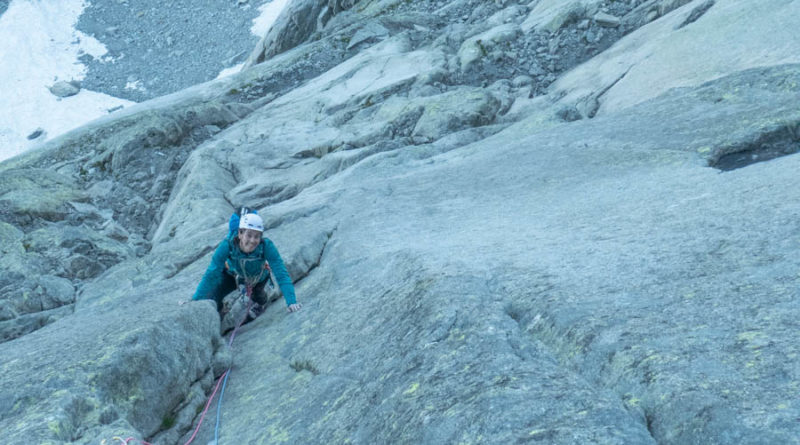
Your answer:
[1,0,799,444]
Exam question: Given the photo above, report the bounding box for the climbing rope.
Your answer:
[189,265,261,444]
[181,367,228,445]
[115,285,254,445]
[213,286,253,444]
[190,286,253,445]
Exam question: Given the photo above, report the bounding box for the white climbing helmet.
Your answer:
[239,213,264,232]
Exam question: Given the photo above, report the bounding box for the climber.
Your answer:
[184,208,301,318]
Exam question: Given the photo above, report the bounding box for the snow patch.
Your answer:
[125,80,147,92]
[252,0,290,36]
[0,0,132,163]
[217,63,245,80]
[216,0,289,80]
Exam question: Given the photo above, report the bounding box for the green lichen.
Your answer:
[475,39,488,57]
[267,424,290,443]
[403,382,419,395]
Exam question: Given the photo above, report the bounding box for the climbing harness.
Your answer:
[204,259,267,444]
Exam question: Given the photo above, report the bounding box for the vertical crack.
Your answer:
[293,228,335,283]
[508,306,661,444]
[586,65,634,118]
[676,0,715,30]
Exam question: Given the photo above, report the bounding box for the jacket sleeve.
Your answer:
[264,239,297,306]
[192,239,231,301]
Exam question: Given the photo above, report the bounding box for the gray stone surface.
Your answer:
[1,0,799,444]
[551,0,800,117]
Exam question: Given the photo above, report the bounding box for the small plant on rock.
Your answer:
[290,359,320,375]
[161,414,176,430]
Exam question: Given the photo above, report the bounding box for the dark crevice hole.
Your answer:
[710,123,800,171]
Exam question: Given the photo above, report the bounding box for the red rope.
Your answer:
[181,369,228,445]
[115,295,253,445]
[184,296,251,444]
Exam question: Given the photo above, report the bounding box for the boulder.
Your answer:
[0,221,24,256]
[411,88,502,141]
[0,290,221,443]
[521,0,602,33]
[621,0,694,28]
[0,168,87,224]
[48,81,81,98]
[486,4,528,27]
[346,21,390,50]
[458,23,522,71]
[27,128,45,140]
[594,11,621,27]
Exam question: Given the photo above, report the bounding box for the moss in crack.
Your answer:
[161,413,176,430]
[476,39,488,57]
[290,360,320,375]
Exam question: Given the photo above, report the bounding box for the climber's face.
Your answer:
[238,229,262,253]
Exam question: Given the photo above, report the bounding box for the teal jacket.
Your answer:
[192,233,297,306]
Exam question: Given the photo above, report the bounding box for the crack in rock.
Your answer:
[710,119,800,171]
[676,0,715,30]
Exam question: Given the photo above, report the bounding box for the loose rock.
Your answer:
[26,128,45,140]
[594,11,621,27]
[48,81,80,98]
